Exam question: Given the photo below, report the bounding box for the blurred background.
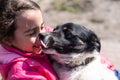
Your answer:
[35,0,120,70]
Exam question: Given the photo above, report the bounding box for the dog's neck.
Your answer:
[64,56,95,69]
[65,55,95,68]
[52,50,99,69]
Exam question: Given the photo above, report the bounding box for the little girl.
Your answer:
[0,0,58,80]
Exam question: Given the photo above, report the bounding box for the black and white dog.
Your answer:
[40,23,118,80]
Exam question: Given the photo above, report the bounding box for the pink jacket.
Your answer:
[0,45,58,80]
[0,26,58,80]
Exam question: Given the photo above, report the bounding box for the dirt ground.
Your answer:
[38,0,120,70]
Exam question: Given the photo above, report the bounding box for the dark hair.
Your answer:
[0,0,41,44]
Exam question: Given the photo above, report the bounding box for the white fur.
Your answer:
[52,51,118,80]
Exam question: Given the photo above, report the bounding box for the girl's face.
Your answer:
[11,10,45,54]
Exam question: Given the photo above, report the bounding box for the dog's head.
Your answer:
[40,23,101,67]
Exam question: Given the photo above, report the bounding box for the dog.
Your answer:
[40,23,118,80]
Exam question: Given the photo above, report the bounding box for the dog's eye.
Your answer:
[62,27,72,38]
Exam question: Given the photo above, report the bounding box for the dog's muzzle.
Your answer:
[39,33,54,48]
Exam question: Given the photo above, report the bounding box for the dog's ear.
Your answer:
[89,31,101,52]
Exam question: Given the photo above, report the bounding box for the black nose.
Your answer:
[39,33,55,47]
[39,33,45,40]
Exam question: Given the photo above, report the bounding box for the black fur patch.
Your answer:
[40,22,101,54]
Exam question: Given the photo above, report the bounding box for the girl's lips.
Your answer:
[33,40,48,54]
[34,36,46,48]
[33,46,42,54]
[33,36,48,54]
[33,37,43,54]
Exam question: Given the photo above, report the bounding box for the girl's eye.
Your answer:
[29,30,36,36]
[28,29,38,36]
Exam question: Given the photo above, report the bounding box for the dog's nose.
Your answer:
[39,33,45,40]
[39,33,55,47]
[39,33,50,40]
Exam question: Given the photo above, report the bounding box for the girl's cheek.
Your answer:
[31,37,37,43]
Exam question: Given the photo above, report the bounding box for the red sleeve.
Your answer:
[7,61,47,80]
